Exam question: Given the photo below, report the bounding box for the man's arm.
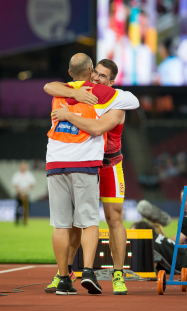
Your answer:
[170,216,187,244]
[52,105,125,137]
[170,232,186,244]
[44,82,98,105]
[44,82,66,97]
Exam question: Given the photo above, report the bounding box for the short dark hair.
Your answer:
[97,59,118,80]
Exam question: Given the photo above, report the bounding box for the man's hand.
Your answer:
[52,104,71,122]
[44,82,98,104]
[18,191,27,200]
[72,86,98,105]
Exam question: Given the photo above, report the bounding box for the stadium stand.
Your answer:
[146,128,187,199]
[123,159,143,200]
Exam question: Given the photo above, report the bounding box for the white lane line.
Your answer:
[36,265,57,267]
[0,266,35,274]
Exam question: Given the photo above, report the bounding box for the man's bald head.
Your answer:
[69,53,93,80]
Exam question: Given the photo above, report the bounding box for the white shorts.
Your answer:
[47,173,100,228]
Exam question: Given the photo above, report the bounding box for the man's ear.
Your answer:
[88,67,92,74]
[108,80,115,87]
[68,69,73,78]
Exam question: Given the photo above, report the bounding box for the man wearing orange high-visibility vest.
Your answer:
[45,54,139,296]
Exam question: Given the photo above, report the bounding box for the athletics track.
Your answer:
[0,264,187,311]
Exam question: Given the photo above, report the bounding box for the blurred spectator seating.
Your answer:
[138,129,187,198]
[123,160,143,200]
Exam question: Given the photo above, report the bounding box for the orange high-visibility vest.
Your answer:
[47,93,107,148]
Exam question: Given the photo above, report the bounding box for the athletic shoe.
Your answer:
[69,269,76,283]
[56,276,77,295]
[137,200,171,227]
[112,271,128,295]
[45,269,76,293]
[45,271,60,293]
[81,268,102,294]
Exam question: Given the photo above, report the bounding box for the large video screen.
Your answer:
[97,0,187,86]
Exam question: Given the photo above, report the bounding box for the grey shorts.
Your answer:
[47,173,100,229]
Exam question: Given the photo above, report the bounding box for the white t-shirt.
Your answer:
[11,171,36,193]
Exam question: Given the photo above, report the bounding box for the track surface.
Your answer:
[1,264,187,311]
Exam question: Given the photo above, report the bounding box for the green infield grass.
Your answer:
[0,218,178,263]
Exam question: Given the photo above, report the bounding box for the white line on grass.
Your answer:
[0,266,35,274]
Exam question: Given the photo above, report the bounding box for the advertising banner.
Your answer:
[0,0,92,56]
